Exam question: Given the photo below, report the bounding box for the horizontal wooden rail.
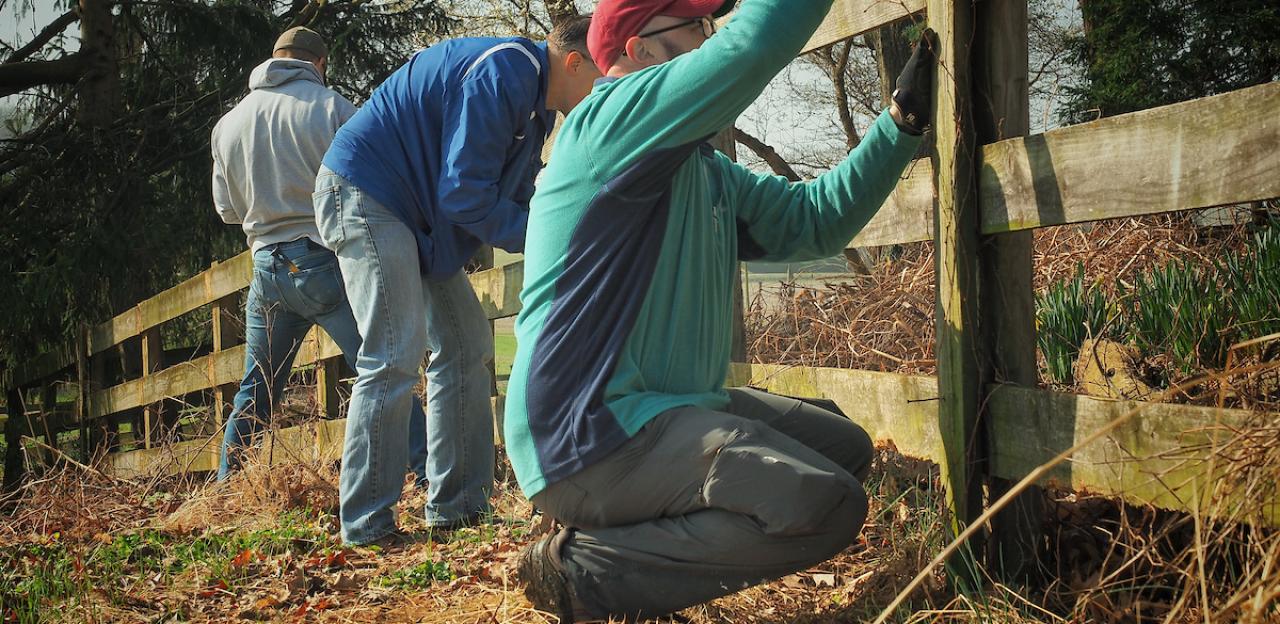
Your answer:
[850,157,935,247]
[814,80,1280,250]
[85,261,522,421]
[980,80,1280,233]
[8,346,76,391]
[800,0,925,55]
[0,410,77,439]
[730,363,1279,526]
[12,259,521,396]
[986,385,1280,526]
[105,397,508,477]
[104,415,348,478]
[88,253,253,357]
[102,363,1278,526]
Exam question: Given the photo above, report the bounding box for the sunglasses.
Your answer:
[637,16,717,40]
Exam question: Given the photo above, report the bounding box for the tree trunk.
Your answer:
[77,0,118,129]
[866,19,913,112]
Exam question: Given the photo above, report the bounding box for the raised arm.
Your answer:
[723,110,922,261]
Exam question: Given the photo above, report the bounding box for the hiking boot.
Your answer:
[516,529,592,623]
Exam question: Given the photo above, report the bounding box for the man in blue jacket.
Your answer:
[315,17,600,546]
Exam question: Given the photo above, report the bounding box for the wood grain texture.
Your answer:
[974,0,1040,580]
[800,0,926,55]
[728,363,943,459]
[979,81,1280,233]
[470,262,524,321]
[928,0,983,541]
[988,385,1279,527]
[849,158,935,247]
[88,252,253,356]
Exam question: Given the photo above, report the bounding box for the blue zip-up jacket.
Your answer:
[322,38,552,279]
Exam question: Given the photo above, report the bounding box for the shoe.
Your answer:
[426,511,488,534]
[353,529,419,554]
[516,529,583,623]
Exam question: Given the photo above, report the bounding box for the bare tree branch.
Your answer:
[545,0,579,25]
[831,41,859,151]
[5,10,79,64]
[734,127,801,182]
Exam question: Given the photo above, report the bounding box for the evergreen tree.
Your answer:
[0,0,457,375]
[1063,0,1280,123]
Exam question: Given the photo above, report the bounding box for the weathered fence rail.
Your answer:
[5,0,1278,578]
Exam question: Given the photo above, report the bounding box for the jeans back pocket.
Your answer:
[288,252,347,314]
[313,176,345,248]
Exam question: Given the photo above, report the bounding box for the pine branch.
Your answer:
[5,10,79,64]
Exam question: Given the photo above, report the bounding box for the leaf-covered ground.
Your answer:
[4,443,1273,623]
[1,447,990,623]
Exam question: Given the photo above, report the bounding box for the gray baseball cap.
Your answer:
[273,26,327,58]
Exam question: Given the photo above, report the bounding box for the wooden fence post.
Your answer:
[315,357,342,420]
[974,0,1043,584]
[927,0,984,585]
[76,326,91,461]
[39,383,57,466]
[212,294,241,428]
[472,245,501,442]
[141,325,166,448]
[88,338,117,453]
[2,387,26,493]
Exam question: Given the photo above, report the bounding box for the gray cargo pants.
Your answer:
[531,388,874,621]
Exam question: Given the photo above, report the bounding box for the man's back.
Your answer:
[321,37,552,278]
[212,59,354,251]
[505,0,921,499]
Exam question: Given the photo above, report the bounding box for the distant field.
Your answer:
[494,331,515,382]
[486,254,857,378]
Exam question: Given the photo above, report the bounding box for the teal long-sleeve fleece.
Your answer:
[504,0,923,498]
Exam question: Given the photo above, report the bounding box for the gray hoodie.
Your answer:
[211,58,356,251]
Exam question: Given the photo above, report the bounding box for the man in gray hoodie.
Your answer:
[211,27,428,481]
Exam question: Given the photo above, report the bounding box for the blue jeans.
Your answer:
[218,238,428,482]
[314,167,496,545]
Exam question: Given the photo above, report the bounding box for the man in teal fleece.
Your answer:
[506,0,936,618]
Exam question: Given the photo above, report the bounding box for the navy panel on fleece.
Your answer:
[525,140,705,485]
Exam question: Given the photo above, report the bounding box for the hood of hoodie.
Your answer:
[248,58,324,90]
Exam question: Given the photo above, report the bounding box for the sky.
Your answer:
[1,1,72,52]
[0,0,1082,168]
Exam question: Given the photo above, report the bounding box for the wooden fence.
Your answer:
[4,0,1278,577]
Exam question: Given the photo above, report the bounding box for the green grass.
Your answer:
[377,560,454,589]
[494,332,516,379]
[0,508,332,623]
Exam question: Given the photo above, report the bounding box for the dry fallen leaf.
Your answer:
[231,548,256,568]
[331,570,363,592]
[197,579,230,598]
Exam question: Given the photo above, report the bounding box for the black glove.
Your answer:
[891,28,938,135]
